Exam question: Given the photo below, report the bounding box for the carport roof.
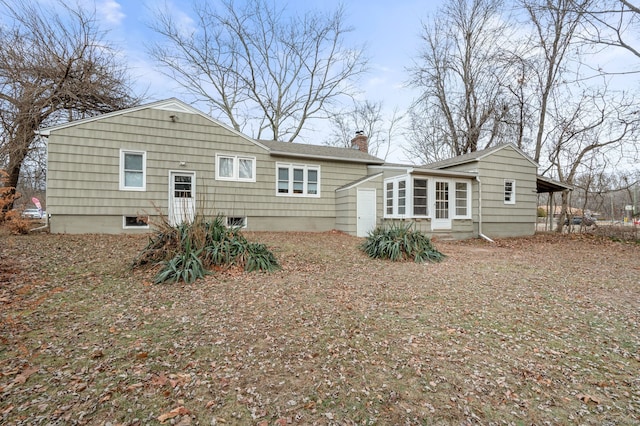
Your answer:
[537,175,573,193]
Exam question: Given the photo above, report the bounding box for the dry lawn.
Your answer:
[1,230,639,425]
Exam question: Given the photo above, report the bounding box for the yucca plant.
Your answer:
[154,247,208,284]
[134,211,279,283]
[360,223,445,263]
[244,242,281,272]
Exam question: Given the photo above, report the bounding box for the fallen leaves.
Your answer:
[577,393,601,405]
[0,231,639,424]
[157,406,190,423]
[8,366,38,385]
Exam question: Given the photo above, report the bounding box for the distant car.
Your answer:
[564,216,596,226]
[564,216,582,225]
[21,208,43,219]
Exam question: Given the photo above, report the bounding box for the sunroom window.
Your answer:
[413,178,428,216]
[455,182,469,216]
[383,176,408,218]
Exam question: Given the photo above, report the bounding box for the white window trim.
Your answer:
[119,149,146,191]
[215,154,256,182]
[412,177,429,218]
[384,176,472,220]
[122,215,150,229]
[275,163,321,197]
[504,179,516,204]
[453,180,472,219]
[383,175,408,218]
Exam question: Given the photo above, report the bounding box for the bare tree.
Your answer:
[542,84,640,230]
[148,0,368,142]
[519,0,593,163]
[403,104,457,164]
[408,0,513,158]
[0,0,139,210]
[324,100,402,160]
[576,0,640,62]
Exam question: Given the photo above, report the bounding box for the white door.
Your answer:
[432,180,451,230]
[357,188,376,237]
[169,171,196,226]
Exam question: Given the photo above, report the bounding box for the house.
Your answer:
[39,98,570,238]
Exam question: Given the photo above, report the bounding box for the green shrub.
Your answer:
[244,242,280,272]
[154,247,208,284]
[133,212,279,284]
[360,223,445,263]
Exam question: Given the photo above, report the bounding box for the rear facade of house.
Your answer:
[42,99,549,239]
[43,99,382,234]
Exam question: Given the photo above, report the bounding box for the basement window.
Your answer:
[226,216,247,228]
[123,215,149,229]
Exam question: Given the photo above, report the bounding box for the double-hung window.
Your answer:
[454,181,470,218]
[384,176,407,218]
[216,154,256,182]
[504,179,516,204]
[276,163,320,197]
[120,149,146,191]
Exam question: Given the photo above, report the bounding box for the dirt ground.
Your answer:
[1,230,639,425]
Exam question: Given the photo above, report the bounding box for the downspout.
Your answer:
[29,214,50,233]
[476,176,494,243]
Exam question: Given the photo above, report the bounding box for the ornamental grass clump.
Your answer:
[360,223,446,263]
[133,213,279,284]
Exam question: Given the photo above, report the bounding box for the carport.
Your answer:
[537,175,573,231]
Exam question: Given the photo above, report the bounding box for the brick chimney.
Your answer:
[350,131,368,153]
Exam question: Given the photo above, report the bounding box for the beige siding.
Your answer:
[379,218,474,240]
[335,189,353,234]
[335,175,382,236]
[47,106,369,233]
[441,145,537,238]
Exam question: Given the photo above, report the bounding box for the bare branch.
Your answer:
[0,0,139,209]
[147,0,368,142]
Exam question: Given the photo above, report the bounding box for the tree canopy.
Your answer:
[0,0,139,208]
[148,0,368,142]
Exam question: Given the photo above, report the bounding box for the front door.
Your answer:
[432,180,451,230]
[169,171,196,226]
[356,188,376,237]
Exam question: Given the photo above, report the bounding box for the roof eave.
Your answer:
[411,168,478,179]
[268,150,385,164]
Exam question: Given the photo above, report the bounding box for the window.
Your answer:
[504,179,516,204]
[216,154,256,182]
[413,178,428,216]
[385,176,471,219]
[226,216,247,228]
[383,176,408,218]
[455,182,469,216]
[385,181,394,215]
[276,163,320,197]
[398,180,406,215]
[120,150,146,191]
[123,215,149,229]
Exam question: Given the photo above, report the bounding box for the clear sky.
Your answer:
[89,0,442,161]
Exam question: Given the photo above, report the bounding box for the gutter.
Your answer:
[476,176,494,243]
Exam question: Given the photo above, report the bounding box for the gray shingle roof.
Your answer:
[259,140,385,164]
[425,143,537,169]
